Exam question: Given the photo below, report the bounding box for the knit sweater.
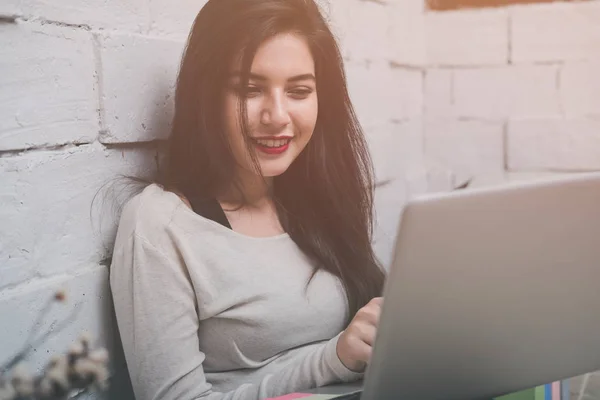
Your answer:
[109,184,363,400]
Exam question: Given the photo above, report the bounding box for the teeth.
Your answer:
[255,138,290,148]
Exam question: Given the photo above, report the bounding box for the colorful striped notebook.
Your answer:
[267,379,570,400]
[496,380,568,400]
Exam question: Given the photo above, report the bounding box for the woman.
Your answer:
[109,0,387,399]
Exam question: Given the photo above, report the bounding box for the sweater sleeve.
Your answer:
[109,231,363,400]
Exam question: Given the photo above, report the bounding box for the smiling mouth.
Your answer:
[251,137,292,148]
[251,137,292,155]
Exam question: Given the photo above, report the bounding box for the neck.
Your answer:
[218,170,273,208]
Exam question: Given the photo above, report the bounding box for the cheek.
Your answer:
[244,98,263,128]
[288,96,318,133]
[298,98,318,139]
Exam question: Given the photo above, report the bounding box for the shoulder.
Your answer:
[114,183,189,247]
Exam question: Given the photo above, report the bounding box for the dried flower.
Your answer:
[0,377,16,400]
[88,349,109,364]
[68,342,85,358]
[41,355,70,397]
[0,293,110,400]
[11,363,34,397]
[79,332,92,348]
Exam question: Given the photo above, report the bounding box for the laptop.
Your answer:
[312,172,600,400]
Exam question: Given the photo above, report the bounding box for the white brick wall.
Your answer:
[2,0,600,397]
[366,119,425,183]
[511,1,600,64]
[345,60,423,129]
[0,266,112,373]
[425,65,561,120]
[148,0,208,38]
[507,118,600,171]
[0,143,156,286]
[2,0,149,31]
[560,62,600,117]
[424,118,506,187]
[453,65,561,120]
[0,21,97,151]
[425,9,509,67]
[328,0,390,61]
[423,0,600,187]
[98,33,184,143]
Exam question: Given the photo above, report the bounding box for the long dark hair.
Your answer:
[157,0,385,319]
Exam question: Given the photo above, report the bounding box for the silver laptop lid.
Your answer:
[363,173,600,400]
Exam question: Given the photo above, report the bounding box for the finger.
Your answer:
[355,307,378,326]
[350,338,373,364]
[358,303,382,326]
[356,322,378,346]
[370,297,383,307]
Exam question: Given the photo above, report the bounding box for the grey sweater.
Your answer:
[109,184,363,400]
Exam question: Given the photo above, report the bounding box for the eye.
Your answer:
[243,86,262,98]
[288,87,314,100]
[232,84,262,98]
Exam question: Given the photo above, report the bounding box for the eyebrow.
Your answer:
[230,72,316,82]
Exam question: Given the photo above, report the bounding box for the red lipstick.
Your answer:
[251,136,292,155]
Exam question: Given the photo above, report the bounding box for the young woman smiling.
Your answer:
[109,0,386,399]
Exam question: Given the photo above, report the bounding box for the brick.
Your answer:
[329,0,390,61]
[507,118,600,171]
[385,119,425,178]
[423,162,456,192]
[425,65,560,120]
[505,171,578,186]
[452,65,560,120]
[366,119,424,182]
[424,119,505,187]
[511,1,600,63]
[390,66,424,120]
[0,266,115,374]
[560,62,600,118]
[390,15,426,67]
[425,9,509,67]
[98,33,185,143]
[0,1,20,16]
[388,4,426,67]
[11,0,148,31]
[0,22,97,151]
[0,143,158,288]
[345,60,423,129]
[424,68,453,117]
[148,0,208,38]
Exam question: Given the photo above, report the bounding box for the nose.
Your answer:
[260,92,291,129]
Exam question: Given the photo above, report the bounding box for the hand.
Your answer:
[336,297,383,372]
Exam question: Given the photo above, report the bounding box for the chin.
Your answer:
[259,161,293,178]
[261,167,290,178]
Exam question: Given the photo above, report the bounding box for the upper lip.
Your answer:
[252,136,293,140]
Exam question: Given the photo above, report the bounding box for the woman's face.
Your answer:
[224,32,319,179]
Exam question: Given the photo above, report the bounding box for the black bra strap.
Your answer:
[188,196,232,230]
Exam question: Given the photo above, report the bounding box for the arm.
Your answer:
[109,232,362,400]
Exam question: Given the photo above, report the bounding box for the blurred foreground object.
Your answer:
[0,291,110,400]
